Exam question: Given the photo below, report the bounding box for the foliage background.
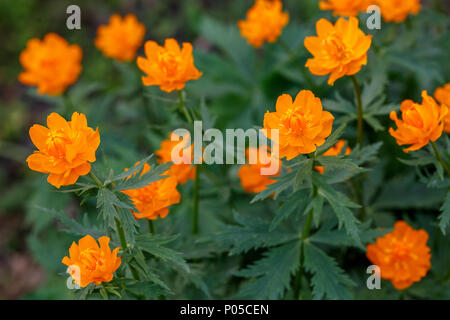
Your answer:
[0,0,449,299]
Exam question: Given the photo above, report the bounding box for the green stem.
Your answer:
[431,141,450,178]
[114,217,127,251]
[177,90,193,123]
[278,39,314,91]
[293,201,315,299]
[350,75,363,148]
[88,171,103,188]
[192,165,200,234]
[148,220,155,234]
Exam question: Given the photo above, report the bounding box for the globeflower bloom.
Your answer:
[18,33,82,96]
[434,83,450,133]
[366,221,431,290]
[263,90,334,160]
[377,0,421,23]
[319,0,370,16]
[315,139,351,174]
[62,235,121,288]
[121,163,181,220]
[137,38,202,93]
[95,14,146,62]
[26,112,100,188]
[238,146,281,193]
[304,17,372,85]
[155,132,196,185]
[389,91,448,152]
[238,0,289,48]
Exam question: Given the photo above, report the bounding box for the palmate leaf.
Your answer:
[349,141,383,165]
[270,190,310,231]
[135,234,190,273]
[205,210,297,255]
[316,155,360,171]
[313,173,362,248]
[303,242,355,300]
[112,155,171,191]
[439,191,450,235]
[316,123,347,155]
[235,241,300,299]
[250,169,298,203]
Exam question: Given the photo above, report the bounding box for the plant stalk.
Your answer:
[350,75,363,148]
[431,141,450,178]
[177,90,193,123]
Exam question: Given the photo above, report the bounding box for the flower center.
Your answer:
[323,35,351,61]
[392,241,411,261]
[80,248,104,271]
[159,51,181,77]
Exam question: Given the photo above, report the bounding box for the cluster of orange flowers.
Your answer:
[20,0,443,290]
[320,0,421,23]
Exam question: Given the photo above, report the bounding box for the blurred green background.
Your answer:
[0,0,449,299]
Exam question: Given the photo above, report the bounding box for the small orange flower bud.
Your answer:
[155,132,196,185]
[263,90,334,160]
[319,0,371,17]
[315,139,351,174]
[238,0,289,49]
[304,17,372,85]
[389,91,448,152]
[434,83,450,133]
[95,14,146,62]
[18,33,82,96]
[238,146,281,194]
[377,0,421,23]
[62,235,121,288]
[26,112,100,188]
[366,221,431,290]
[121,163,181,220]
[136,38,202,93]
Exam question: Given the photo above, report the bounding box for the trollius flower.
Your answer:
[62,235,121,288]
[238,146,281,193]
[26,112,100,188]
[18,33,82,96]
[366,221,431,290]
[389,91,448,152]
[238,0,289,48]
[121,163,181,220]
[95,14,146,62]
[319,0,370,17]
[137,38,202,93]
[315,139,351,174]
[377,0,421,23]
[304,17,372,85]
[155,132,196,185]
[434,83,450,133]
[263,90,334,160]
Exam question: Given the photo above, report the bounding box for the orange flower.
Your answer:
[136,38,202,93]
[238,0,289,48]
[18,33,82,96]
[389,91,448,152]
[62,235,121,288]
[315,139,351,174]
[263,90,334,160]
[121,163,181,220]
[366,221,431,290]
[304,17,372,85]
[95,14,146,62]
[434,83,450,133]
[319,0,371,16]
[238,146,281,193]
[377,0,421,23]
[155,132,196,185]
[26,112,100,188]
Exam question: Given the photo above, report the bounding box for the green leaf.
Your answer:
[250,169,297,203]
[293,158,313,191]
[204,210,297,255]
[313,173,362,248]
[235,242,300,299]
[350,142,383,165]
[270,190,310,231]
[439,191,450,235]
[316,123,347,155]
[136,234,190,273]
[316,155,359,171]
[303,242,355,299]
